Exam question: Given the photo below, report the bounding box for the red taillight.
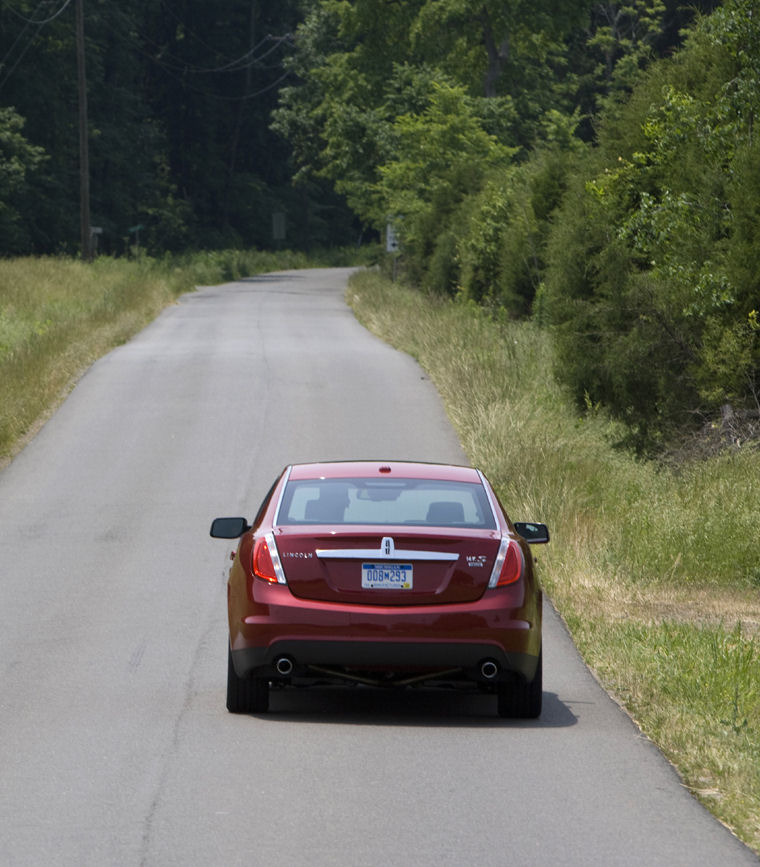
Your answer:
[488,538,524,588]
[252,536,278,583]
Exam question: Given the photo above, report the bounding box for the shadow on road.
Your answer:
[237,273,308,283]
[253,685,577,729]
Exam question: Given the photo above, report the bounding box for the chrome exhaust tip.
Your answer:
[274,656,294,676]
[480,660,499,680]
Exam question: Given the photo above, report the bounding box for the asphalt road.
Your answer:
[0,268,756,866]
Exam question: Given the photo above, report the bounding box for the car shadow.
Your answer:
[258,686,577,728]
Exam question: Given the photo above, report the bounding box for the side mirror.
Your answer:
[210,516,251,538]
[513,522,550,544]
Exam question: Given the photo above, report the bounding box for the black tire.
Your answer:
[226,646,269,713]
[497,649,542,719]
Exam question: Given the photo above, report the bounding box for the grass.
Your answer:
[347,269,760,854]
[0,247,370,463]
[2,255,758,852]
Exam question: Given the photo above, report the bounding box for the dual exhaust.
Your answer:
[273,654,500,681]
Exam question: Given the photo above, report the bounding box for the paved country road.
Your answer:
[0,269,756,866]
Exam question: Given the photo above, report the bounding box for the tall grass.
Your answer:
[2,257,758,850]
[348,270,760,853]
[0,248,369,461]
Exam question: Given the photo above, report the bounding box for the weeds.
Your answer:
[3,258,758,852]
[0,248,367,462]
[348,269,760,853]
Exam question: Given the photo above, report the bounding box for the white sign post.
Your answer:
[386,221,400,280]
[385,222,399,253]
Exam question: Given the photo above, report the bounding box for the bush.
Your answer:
[456,148,574,317]
[543,0,760,452]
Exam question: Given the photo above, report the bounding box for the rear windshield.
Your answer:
[277,477,496,529]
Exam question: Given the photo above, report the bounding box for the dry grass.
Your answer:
[2,258,758,852]
[349,269,760,854]
[0,248,357,464]
[0,257,183,464]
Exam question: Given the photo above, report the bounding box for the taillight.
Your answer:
[252,533,286,584]
[488,538,524,588]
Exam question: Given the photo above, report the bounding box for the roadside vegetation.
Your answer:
[3,0,759,852]
[0,248,368,464]
[348,269,760,854]
[3,249,757,852]
[275,0,759,458]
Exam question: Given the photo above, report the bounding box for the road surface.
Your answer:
[0,269,756,865]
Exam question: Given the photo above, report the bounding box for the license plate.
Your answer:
[362,563,413,589]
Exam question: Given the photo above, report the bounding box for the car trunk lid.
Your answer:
[275,528,501,605]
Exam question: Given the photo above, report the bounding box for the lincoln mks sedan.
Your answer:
[210,461,549,718]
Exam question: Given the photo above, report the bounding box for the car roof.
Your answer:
[286,461,482,483]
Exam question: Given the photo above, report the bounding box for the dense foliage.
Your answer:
[0,0,356,254]
[3,0,757,451]
[543,1,760,450]
[274,0,755,453]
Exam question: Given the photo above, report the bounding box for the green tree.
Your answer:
[274,0,591,222]
[375,81,515,284]
[587,1,667,91]
[455,143,579,314]
[544,0,760,451]
[0,1,328,254]
[0,106,47,252]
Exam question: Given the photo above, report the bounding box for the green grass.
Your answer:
[0,248,370,462]
[2,256,758,852]
[347,269,760,854]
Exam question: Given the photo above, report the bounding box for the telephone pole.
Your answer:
[76,0,91,261]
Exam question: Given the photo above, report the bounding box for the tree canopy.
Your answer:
[544,0,760,450]
[0,0,354,254]
[3,0,755,452]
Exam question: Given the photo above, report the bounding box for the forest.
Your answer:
[0,0,357,253]
[1,0,758,453]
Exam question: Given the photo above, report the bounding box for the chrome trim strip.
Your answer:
[272,465,293,527]
[476,468,502,528]
[316,536,458,562]
[265,531,288,584]
[316,549,459,561]
[488,537,509,588]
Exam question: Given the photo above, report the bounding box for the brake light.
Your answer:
[252,533,286,584]
[488,538,524,588]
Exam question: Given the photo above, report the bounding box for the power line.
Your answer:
[0,1,76,91]
[0,17,45,92]
[0,1,296,101]
[142,54,293,103]
[5,0,74,26]
[129,28,294,77]
[205,68,293,101]
[0,18,35,76]
[155,0,262,70]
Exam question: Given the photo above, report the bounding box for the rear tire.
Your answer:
[497,649,542,719]
[227,646,269,713]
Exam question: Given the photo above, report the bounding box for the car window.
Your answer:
[278,478,496,528]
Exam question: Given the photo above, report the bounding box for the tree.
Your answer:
[274,0,591,217]
[411,0,589,99]
[544,0,760,451]
[375,81,515,282]
[0,107,47,252]
[0,0,334,254]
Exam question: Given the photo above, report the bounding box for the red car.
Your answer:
[210,461,548,718]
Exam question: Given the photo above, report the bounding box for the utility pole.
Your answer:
[75,0,91,261]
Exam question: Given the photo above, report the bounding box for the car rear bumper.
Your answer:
[232,639,539,683]
[229,581,542,683]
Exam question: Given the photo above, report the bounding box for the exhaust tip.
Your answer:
[480,660,499,680]
[274,656,294,676]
